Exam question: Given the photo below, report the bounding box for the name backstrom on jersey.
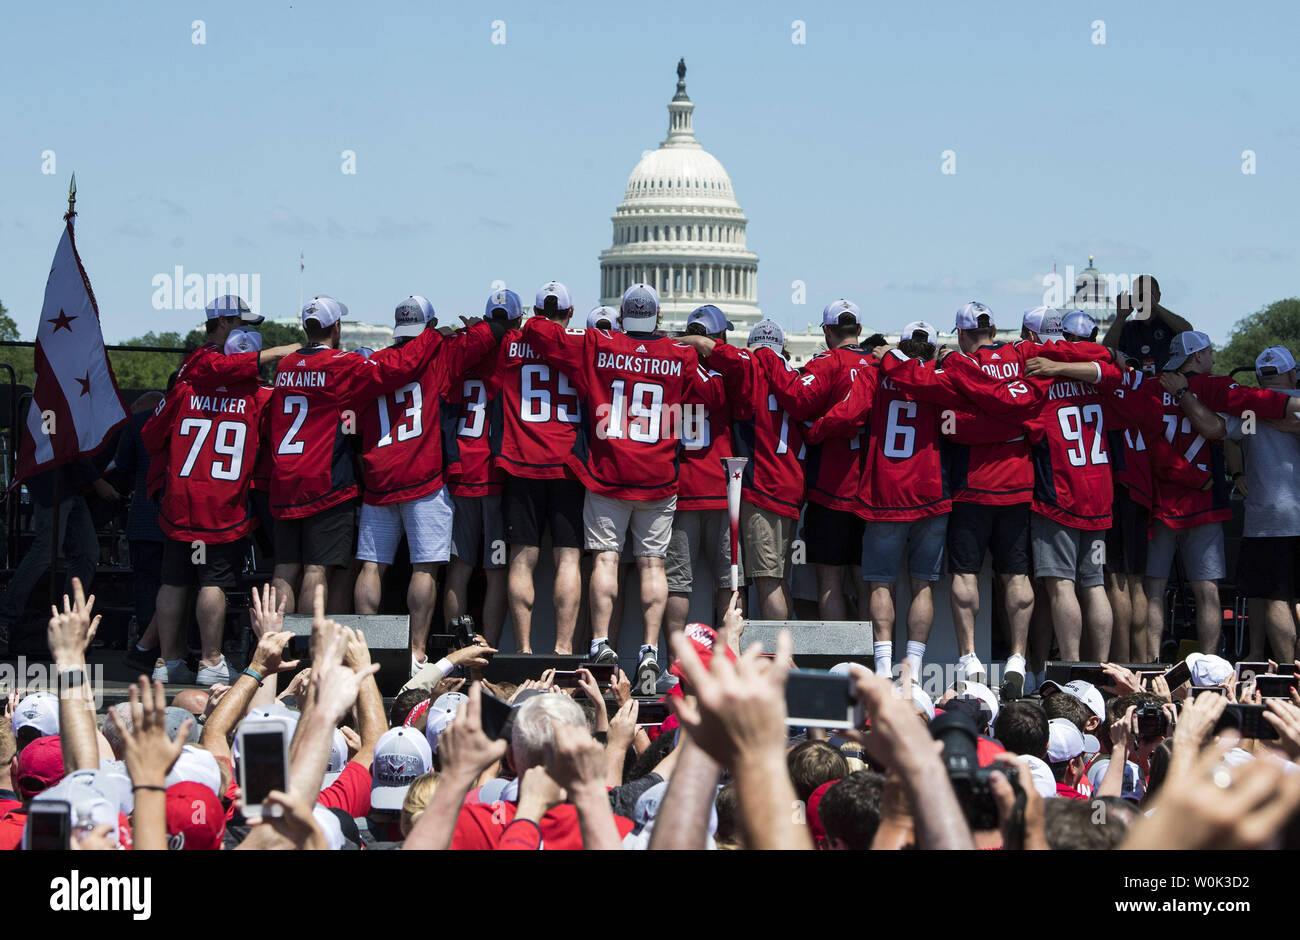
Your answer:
[595,352,684,377]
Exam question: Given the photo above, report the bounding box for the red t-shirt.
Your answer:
[356,324,497,506]
[450,800,634,850]
[315,759,372,819]
[492,326,582,480]
[141,378,273,543]
[268,330,441,519]
[709,344,806,520]
[0,810,26,850]
[523,319,724,501]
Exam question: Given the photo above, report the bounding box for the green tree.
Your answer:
[1218,298,1300,386]
[0,298,18,342]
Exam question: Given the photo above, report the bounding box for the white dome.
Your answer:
[622,148,739,206]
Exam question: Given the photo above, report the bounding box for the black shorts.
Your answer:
[274,500,357,567]
[1104,484,1149,576]
[802,502,866,567]
[1236,536,1300,601]
[947,501,1031,575]
[161,537,245,589]
[503,474,584,549]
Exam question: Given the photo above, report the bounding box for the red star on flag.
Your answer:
[732,471,742,480]
[76,373,91,396]
[49,309,78,333]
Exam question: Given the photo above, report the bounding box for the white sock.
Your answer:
[904,642,926,679]
[873,642,893,677]
[639,644,657,659]
[1005,653,1026,677]
[959,652,984,677]
[590,639,605,656]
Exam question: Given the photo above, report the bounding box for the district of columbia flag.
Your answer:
[16,218,129,481]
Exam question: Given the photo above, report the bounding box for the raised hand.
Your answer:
[249,583,287,638]
[47,577,100,665]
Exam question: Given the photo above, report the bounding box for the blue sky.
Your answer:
[2,0,1296,344]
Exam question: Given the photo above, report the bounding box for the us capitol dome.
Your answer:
[598,60,763,336]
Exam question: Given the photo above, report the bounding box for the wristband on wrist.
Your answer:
[242,667,265,684]
[132,784,166,793]
[58,668,86,693]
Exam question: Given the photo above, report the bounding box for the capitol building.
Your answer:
[600,61,825,362]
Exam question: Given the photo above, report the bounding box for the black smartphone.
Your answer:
[1235,661,1272,681]
[581,663,617,687]
[1162,661,1191,689]
[785,671,862,730]
[1276,663,1299,676]
[1216,704,1280,740]
[551,670,582,689]
[23,800,72,850]
[1255,674,1298,699]
[1191,686,1227,698]
[1066,664,1109,686]
[288,635,311,657]
[479,691,513,741]
[634,701,672,726]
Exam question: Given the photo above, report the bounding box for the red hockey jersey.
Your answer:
[445,351,505,498]
[142,377,272,543]
[175,343,260,389]
[522,319,724,500]
[268,329,441,519]
[357,323,498,506]
[492,326,582,481]
[677,357,735,512]
[708,343,806,520]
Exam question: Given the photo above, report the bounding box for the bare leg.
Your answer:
[195,585,228,666]
[272,563,300,616]
[638,556,668,648]
[1044,576,1083,661]
[1080,584,1113,661]
[482,568,507,648]
[950,572,979,657]
[153,584,190,662]
[328,562,357,615]
[298,564,330,614]
[1144,577,1167,663]
[354,561,387,615]
[869,583,896,648]
[665,593,690,637]
[589,551,621,643]
[1127,575,1149,660]
[1027,580,1053,674]
[907,578,936,644]
[815,563,848,621]
[553,547,582,654]
[755,576,789,620]
[1190,579,1221,654]
[507,545,540,654]
[1002,573,1033,659]
[408,562,439,662]
[442,557,474,623]
[1106,571,1131,661]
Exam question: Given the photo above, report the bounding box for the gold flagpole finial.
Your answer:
[64,173,77,222]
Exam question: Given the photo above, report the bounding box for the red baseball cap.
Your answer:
[668,622,738,698]
[16,735,65,799]
[166,782,225,850]
[807,778,841,848]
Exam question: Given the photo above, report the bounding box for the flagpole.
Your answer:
[298,251,304,314]
[49,174,77,606]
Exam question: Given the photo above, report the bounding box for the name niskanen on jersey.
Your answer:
[275,371,328,388]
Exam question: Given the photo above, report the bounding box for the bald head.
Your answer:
[171,689,210,717]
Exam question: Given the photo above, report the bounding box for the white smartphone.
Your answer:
[235,717,291,817]
[23,799,72,850]
[785,671,863,730]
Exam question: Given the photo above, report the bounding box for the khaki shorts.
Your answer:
[666,508,733,593]
[584,491,676,558]
[743,503,798,580]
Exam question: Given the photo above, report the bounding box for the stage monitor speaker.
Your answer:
[281,614,411,650]
[741,621,873,658]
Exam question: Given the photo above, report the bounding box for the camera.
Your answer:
[450,615,478,650]
[929,709,1018,832]
[1134,702,1168,738]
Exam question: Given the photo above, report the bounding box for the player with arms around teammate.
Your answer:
[526,283,725,694]
[142,342,273,684]
[268,295,445,614]
[492,284,586,654]
[353,296,505,675]
[176,294,297,387]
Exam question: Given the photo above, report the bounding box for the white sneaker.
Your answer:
[152,658,196,684]
[959,654,986,684]
[411,655,428,679]
[196,656,238,687]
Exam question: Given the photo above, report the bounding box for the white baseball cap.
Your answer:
[1256,345,1297,375]
[224,327,263,355]
[1020,755,1058,799]
[587,305,621,331]
[1163,330,1211,372]
[822,299,861,327]
[1061,310,1098,338]
[954,301,995,331]
[535,280,573,313]
[1047,718,1100,763]
[424,692,470,753]
[164,744,223,798]
[686,304,734,335]
[748,318,786,352]
[1022,306,1063,338]
[1039,678,1107,723]
[205,294,264,325]
[1187,652,1234,688]
[907,682,936,720]
[901,320,939,345]
[321,727,349,789]
[1086,757,1146,800]
[301,295,348,329]
[393,295,436,339]
[620,283,660,331]
[371,727,433,811]
[33,776,120,845]
[12,692,59,738]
